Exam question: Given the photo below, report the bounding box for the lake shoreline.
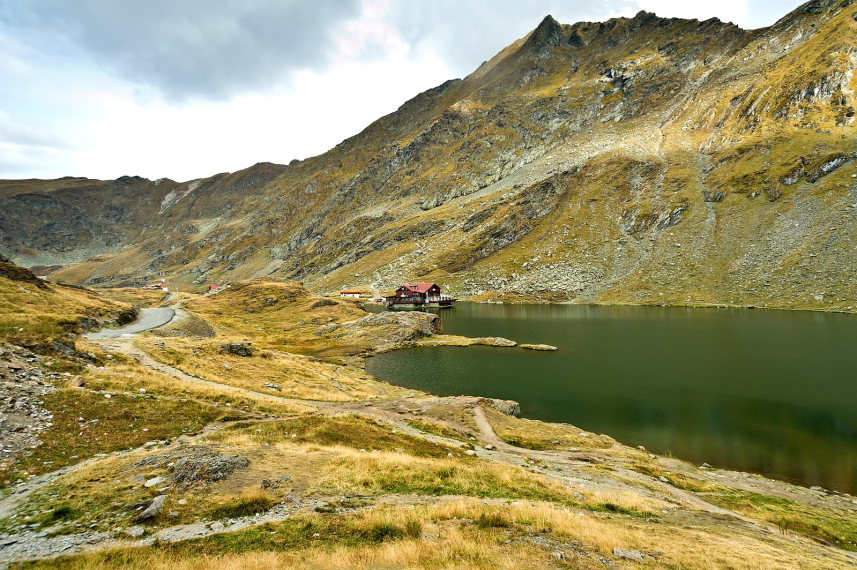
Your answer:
[367,302,857,495]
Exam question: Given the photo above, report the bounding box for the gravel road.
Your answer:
[86,308,175,339]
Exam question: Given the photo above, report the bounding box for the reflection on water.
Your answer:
[367,303,857,493]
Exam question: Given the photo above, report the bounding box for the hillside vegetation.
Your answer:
[0,257,135,351]
[0,0,855,312]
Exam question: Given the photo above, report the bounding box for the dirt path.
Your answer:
[4,340,854,566]
[98,339,335,410]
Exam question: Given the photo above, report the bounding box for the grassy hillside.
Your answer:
[0,278,855,568]
[0,259,135,350]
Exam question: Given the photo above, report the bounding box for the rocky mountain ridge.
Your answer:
[1,0,856,310]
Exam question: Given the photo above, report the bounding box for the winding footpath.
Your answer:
[1,308,854,567]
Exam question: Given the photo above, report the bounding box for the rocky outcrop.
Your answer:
[220,341,254,357]
[134,446,250,488]
[415,335,518,348]
[481,398,522,418]
[319,312,442,353]
[0,344,58,469]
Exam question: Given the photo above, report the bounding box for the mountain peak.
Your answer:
[525,14,564,50]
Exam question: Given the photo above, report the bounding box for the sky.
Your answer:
[0,0,805,182]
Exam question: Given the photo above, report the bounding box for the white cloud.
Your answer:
[61,38,454,181]
[0,0,809,180]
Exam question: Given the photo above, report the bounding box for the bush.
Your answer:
[366,522,403,542]
[476,512,510,529]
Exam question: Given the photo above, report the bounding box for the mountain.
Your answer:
[1,0,856,310]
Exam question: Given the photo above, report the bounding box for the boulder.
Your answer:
[136,495,168,521]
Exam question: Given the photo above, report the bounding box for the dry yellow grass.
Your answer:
[77,346,312,416]
[0,277,131,347]
[135,337,405,402]
[91,287,169,308]
[27,500,851,569]
[482,405,614,451]
[182,281,368,356]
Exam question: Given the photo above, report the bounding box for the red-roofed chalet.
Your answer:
[384,283,456,308]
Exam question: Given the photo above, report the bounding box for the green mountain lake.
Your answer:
[367,303,857,493]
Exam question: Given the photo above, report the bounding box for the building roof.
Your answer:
[401,283,439,293]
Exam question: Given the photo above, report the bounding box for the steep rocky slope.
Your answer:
[2,0,857,310]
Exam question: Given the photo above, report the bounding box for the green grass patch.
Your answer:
[0,389,224,487]
[406,419,470,441]
[207,496,274,520]
[500,434,547,450]
[218,414,458,458]
[476,512,510,529]
[629,462,718,493]
[710,490,857,551]
[20,513,424,569]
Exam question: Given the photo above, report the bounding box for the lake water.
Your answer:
[367,303,857,493]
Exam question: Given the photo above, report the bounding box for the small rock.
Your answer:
[700,463,712,469]
[465,450,477,456]
[613,548,647,562]
[520,344,558,351]
[551,551,568,561]
[144,476,166,488]
[658,476,670,483]
[123,526,145,537]
[484,444,495,451]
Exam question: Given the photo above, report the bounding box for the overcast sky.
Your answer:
[0,0,804,181]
